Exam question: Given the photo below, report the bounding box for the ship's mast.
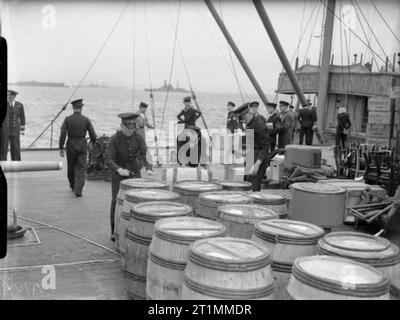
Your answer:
[316,0,336,133]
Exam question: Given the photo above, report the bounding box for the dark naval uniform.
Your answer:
[105,116,152,235]
[59,99,97,196]
[298,104,317,145]
[177,106,202,128]
[227,111,240,133]
[278,101,294,149]
[233,103,271,191]
[0,91,25,161]
[267,111,281,152]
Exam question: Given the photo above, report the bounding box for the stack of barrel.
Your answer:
[116,176,394,300]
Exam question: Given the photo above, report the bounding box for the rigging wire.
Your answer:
[195,2,249,102]
[318,0,397,73]
[166,2,211,140]
[28,0,132,148]
[350,0,378,70]
[144,2,161,166]
[160,0,182,131]
[132,2,136,109]
[217,0,246,103]
[369,0,400,45]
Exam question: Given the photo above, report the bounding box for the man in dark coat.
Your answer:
[233,103,271,191]
[59,99,97,197]
[278,101,294,149]
[336,107,352,149]
[177,96,202,128]
[298,102,317,145]
[105,112,154,241]
[266,102,280,152]
[249,101,267,123]
[0,90,25,161]
[226,101,239,133]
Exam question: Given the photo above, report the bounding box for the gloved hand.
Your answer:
[117,168,130,177]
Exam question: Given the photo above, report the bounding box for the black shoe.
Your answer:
[111,234,115,242]
[75,193,82,197]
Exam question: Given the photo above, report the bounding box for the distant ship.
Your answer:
[10,81,67,87]
[145,80,189,93]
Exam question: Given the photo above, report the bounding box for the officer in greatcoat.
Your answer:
[266,102,281,152]
[59,99,97,197]
[0,90,25,161]
[105,113,154,241]
[278,100,294,149]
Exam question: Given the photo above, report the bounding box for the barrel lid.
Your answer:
[285,145,321,151]
[217,180,252,189]
[248,192,287,205]
[254,219,324,244]
[132,201,191,221]
[318,232,400,266]
[199,191,252,204]
[219,204,279,220]
[292,255,389,297]
[189,237,270,271]
[291,182,346,195]
[173,180,222,192]
[120,178,168,190]
[125,188,181,203]
[154,217,225,243]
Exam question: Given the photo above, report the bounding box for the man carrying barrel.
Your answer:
[105,113,154,241]
[232,103,271,191]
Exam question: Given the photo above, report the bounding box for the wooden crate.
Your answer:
[368,96,391,112]
[366,124,393,138]
[368,111,391,125]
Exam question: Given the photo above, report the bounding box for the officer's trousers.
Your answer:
[247,148,269,192]
[299,126,314,145]
[109,172,140,235]
[66,139,87,195]
[0,135,21,161]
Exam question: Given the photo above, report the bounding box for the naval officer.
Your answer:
[226,101,240,133]
[0,90,25,161]
[177,96,202,128]
[59,99,97,197]
[105,112,154,241]
[233,102,271,191]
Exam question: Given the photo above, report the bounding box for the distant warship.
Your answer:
[145,80,189,93]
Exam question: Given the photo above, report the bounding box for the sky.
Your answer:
[1,0,399,95]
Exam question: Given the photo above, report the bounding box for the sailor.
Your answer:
[298,102,317,145]
[177,96,202,128]
[266,102,280,152]
[105,112,153,241]
[232,103,271,191]
[289,104,298,143]
[0,90,25,161]
[249,101,267,123]
[226,101,240,134]
[336,106,352,149]
[59,99,97,197]
[278,100,294,149]
[136,101,154,140]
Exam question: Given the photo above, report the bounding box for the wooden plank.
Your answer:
[368,96,391,112]
[368,111,391,125]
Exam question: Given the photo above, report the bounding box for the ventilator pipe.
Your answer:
[0,161,63,173]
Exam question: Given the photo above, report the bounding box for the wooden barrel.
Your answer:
[317,231,400,300]
[216,180,252,191]
[146,217,226,300]
[181,237,275,300]
[197,191,252,220]
[125,201,192,300]
[172,180,222,214]
[217,204,279,239]
[115,178,169,248]
[290,182,346,227]
[251,219,324,299]
[119,188,181,268]
[248,192,288,219]
[287,255,390,300]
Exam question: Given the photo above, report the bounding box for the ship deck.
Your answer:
[1,148,399,299]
